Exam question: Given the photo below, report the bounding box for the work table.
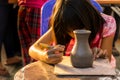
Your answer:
[14,57,120,80]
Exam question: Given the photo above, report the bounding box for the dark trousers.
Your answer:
[0,4,21,61]
[113,13,120,47]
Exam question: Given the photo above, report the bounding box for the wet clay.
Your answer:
[70,30,93,68]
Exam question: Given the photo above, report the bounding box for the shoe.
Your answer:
[0,63,10,76]
[112,47,120,56]
[4,56,22,65]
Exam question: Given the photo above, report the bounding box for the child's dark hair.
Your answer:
[49,0,105,45]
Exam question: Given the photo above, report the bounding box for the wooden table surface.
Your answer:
[96,0,120,4]
[14,60,120,80]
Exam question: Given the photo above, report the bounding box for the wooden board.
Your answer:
[96,0,120,4]
[54,56,116,76]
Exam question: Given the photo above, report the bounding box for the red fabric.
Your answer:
[18,7,41,65]
[65,33,101,56]
[18,0,48,8]
[65,39,74,56]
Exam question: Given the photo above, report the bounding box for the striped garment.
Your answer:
[18,6,41,65]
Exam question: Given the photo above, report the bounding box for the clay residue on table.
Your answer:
[24,61,49,80]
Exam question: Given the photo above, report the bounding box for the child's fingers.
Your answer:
[96,49,107,58]
[92,47,100,59]
[54,45,65,51]
[48,52,63,58]
[96,49,103,58]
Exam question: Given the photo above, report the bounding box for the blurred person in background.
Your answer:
[17,0,48,65]
[0,0,21,76]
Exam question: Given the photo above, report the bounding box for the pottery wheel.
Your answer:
[54,56,116,75]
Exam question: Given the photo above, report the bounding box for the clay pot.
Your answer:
[70,29,93,68]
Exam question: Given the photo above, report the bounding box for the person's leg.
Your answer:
[18,6,40,65]
[4,5,15,58]
[0,4,9,62]
[4,4,20,57]
[18,6,32,65]
[12,6,21,56]
[4,4,22,65]
[0,4,10,76]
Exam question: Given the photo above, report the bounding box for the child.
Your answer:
[29,0,116,67]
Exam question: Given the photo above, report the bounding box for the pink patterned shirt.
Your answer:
[18,0,47,8]
[65,13,116,56]
[91,13,116,48]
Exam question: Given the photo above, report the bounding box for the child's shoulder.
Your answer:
[101,13,116,37]
[101,13,116,23]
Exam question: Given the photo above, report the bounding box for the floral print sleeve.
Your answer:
[65,13,117,55]
[88,13,116,48]
[101,13,116,38]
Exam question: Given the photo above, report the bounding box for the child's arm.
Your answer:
[29,28,65,64]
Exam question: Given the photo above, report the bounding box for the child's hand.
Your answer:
[41,45,65,64]
[92,47,116,68]
[92,47,108,60]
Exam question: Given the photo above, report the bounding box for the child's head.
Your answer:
[49,0,105,45]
